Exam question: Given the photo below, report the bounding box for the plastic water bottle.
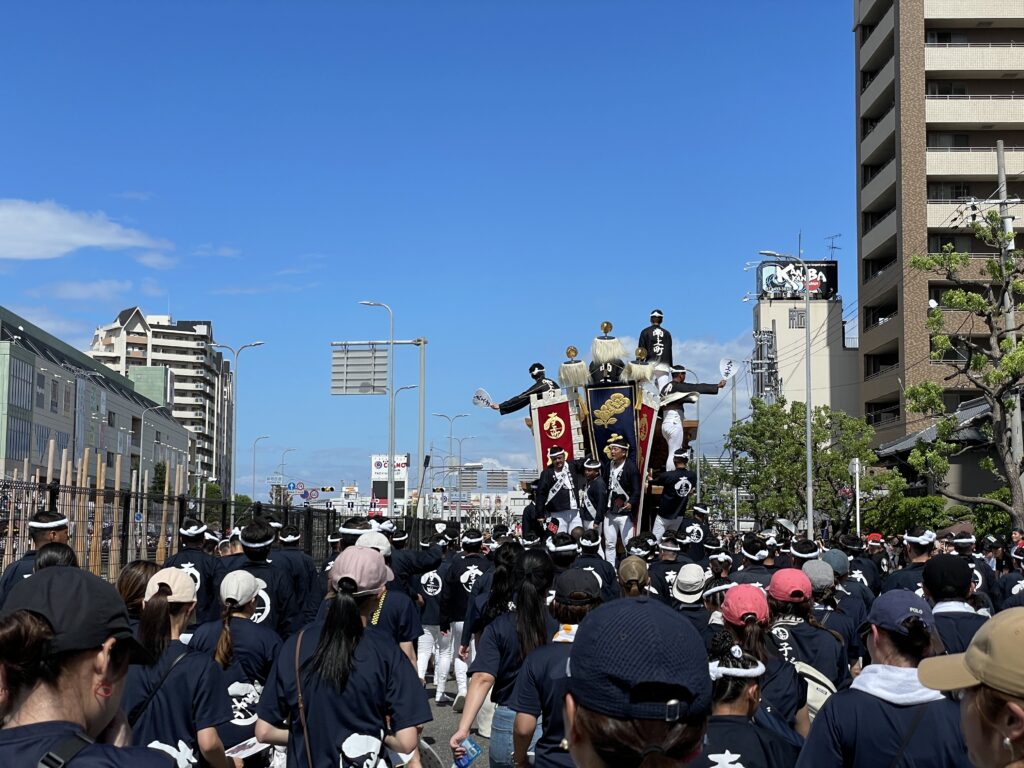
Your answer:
[454,737,482,768]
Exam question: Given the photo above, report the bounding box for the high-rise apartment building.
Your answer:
[855,0,1024,444]
[87,308,233,489]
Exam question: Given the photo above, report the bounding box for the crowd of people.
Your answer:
[4,504,1024,768]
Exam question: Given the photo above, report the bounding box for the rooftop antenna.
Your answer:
[825,233,842,259]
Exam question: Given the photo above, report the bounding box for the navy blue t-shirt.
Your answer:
[882,563,927,595]
[470,611,559,706]
[123,641,232,764]
[690,715,800,768]
[315,587,423,644]
[769,618,850,688]
[0,721,172,767]
[795,689,970,768]
[164,547,226,625]
[676,604,716,646]
[814,607,862,664]
[273,547,325,631]
[649,558,692,605]
[235,559,297,638]
[190,617,283,749]
[730,564,772,588]
[570,554,619,604]
[0,551,36,607]
[416,559,449,626]
[256,620,432,768]
[994,571,1024,611]
[932,605,989,654]
[508,640,574,768]
[761,655,807,727]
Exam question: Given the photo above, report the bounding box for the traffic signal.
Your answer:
[321,486,335,492]
[432,487,445,493]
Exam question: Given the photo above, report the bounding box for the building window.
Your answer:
[928,182,972,201]
[64,381,73,415]
[9,358,33,410]
[50,380,59,413]
[927,80,967,96]
[788,309,807,329]
[927,132,969,149]
[6,416,31,461]
[929,234,975,253]
[35,372,45,409]
[106,451,115,469]
[107,411,116,427]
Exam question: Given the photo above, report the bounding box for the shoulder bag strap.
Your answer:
[886,703,929,768]
[37,731,93,768]
[294,629,315,768]
[127,650,189,727]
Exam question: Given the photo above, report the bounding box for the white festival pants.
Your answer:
[652,514,682,541]
[662,410,684,471]
[416,624,448,682]
[603,513,634,563]
[549,509,583,533]
[433,623,464,698]
[654,371,671,393]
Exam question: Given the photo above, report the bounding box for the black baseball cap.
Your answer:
[1,566,151,663]
[923,554,973,601]
[554,569,601,606]
[567,598,711,722]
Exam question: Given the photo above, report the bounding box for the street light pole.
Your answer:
[433,413,469,471]
[136,404,165,496]
[251,435,270,503]
[210,340,265,527]
[359,301,396,515]
[759,240,813,537]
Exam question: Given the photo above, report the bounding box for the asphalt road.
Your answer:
[420,679,491,768]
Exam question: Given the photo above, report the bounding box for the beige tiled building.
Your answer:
[87,308,232,489]
[855,0,1024,444]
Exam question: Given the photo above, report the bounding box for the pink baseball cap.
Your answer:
[768,568,812,604]
[329,546,394,596]
[721,584,769,626]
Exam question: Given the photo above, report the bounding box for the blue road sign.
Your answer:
[134,512,143,523]
[287,482,297,491]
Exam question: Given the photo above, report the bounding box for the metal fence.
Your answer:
[0,479,463,582]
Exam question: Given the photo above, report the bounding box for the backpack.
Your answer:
[792,660,837,721]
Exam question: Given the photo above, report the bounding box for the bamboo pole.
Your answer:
[110,455,123,579]
[14,470,29,565]
[142,469,150,560]
[46,439,56,484]
[89,455,105,576]
[59,448,69,486]
[172,463,183,558]
[75,451,90,567]
[128,468,138,562]
[156,467,170,563]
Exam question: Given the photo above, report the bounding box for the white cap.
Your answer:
[220,570,267,606]
[356,531,393,559]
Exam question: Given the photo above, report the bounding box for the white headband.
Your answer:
[580,537,601,549]
[765,536,778,547]
[703,582,736,598]
[204,531,220,542]
[659,540,682,552]
[710,553,733,564]
[547,539,580,554]
[708,659,766,681]
[628,546,650,556]
[179,524,208,537]
[230,527,242,538]
[790,546,820,560]
[268,521,283,530]
[239,534,275,548]
[379,520,396,533]
[462,535,484,545]
[952,535,976,545]
[339,526,369,536]
[327,533,342,543]
[29,517,70,530]
[392,531,409,541]
[279,534,301,544]
[903,530,937,546]
[741,547,768,561]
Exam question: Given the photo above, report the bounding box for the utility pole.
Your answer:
[997,140,1023,473]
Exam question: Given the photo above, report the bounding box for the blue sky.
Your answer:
[0,1,857,498]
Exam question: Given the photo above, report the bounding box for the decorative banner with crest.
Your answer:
[585,382,639,467]
[635,388,660,479]
[530,390,584,468]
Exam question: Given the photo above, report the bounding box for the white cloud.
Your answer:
[8,305,93,349]
[44,279,133,302]
[140,278,165,297]
[135,251,178,270]
[0,199,171,260]
[194,243,240,258]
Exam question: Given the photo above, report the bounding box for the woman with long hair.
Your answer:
[255,546,431,767]
[123,568,232,767]
[689,632,800,767]
[115,558,159,632]
[33,541,79,571]
[0,567,166,766]
[563,597,711,768]
[798,590,970,767]
[189,570,283,758]
[450,549,556,768]
[509,569,603,768]
[721,583,810,736]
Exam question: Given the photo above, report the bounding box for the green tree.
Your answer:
[203,482,223,501]
[720,399,879,532]
[147,461,167,497]
[861,494,953,537]
[234,493,253,508]
[905,211,1024,527]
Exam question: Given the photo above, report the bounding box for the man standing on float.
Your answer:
[659,365,725,471]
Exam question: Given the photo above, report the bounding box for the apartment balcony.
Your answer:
[154,351,206,364]
[860,56,896,119]
[925,0,1024,24]
[860,4,895,71]
[861,207,898,259]
[927,147,1024,179]
[926,96,1024,129]
[154,335,206,350]
[857,0,892,25]
[928,199,1024,228]
[861,157,897,211]
[861,106,896,164]
[926,43,1024,77]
